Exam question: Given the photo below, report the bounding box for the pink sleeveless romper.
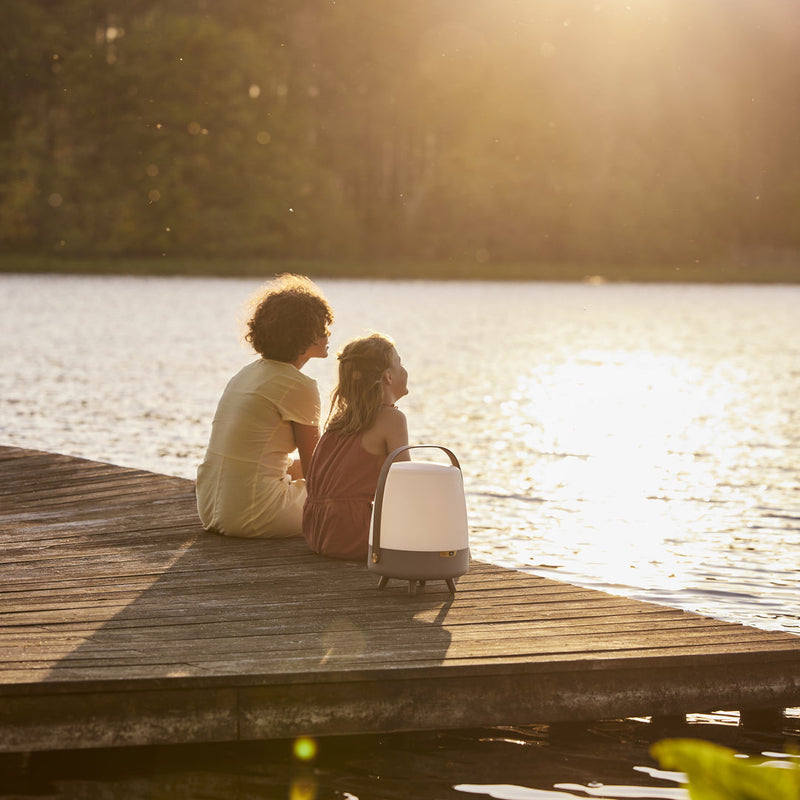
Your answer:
[302,430,386,560]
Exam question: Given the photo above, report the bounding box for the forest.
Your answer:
[2,0,799,278]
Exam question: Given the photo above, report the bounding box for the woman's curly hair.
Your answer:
[245,274,334,363]
[326,333,395,435]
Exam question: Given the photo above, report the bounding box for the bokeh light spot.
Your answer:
[293,736,317,761]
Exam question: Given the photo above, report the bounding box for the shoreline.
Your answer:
[1,254,799,284]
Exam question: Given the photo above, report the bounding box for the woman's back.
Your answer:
[197,359,319,536]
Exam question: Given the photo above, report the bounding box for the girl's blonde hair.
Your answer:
[326,333,396,435]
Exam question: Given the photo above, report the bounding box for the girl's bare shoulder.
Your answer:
[361,405,408,456]
[376,404,407,427]
[370,405,407,443]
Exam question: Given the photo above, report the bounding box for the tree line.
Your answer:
[2,0,799,274]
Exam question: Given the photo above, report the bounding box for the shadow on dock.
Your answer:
[1,446,799,753]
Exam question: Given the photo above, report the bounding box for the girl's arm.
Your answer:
[361,406,410,458]
[382,407,410,460]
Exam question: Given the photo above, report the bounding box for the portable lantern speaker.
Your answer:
[368,445,470,595]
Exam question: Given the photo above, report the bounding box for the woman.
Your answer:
[196,274,334,537]
[303,333,410,560]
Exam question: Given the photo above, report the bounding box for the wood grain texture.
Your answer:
[1,446,798,752]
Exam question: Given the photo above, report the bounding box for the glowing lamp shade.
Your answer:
[375,462,467,551]
[368,446,470,595]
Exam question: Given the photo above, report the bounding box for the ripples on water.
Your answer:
[2,275,797,631]
[3,715,799,799]
[1,275,798,799]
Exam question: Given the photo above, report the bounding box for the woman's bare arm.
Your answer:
[292,422,320,478]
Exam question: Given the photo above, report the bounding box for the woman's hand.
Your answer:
[287,459,304,481]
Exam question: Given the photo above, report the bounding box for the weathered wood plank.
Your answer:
[1,445,799,753]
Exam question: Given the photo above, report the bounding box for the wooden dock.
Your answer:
[1,445,799,753]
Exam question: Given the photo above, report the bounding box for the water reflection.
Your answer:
[6,715,798,800]
[455,783,688,799]
[2,276,800,800]
[1,276,799,637]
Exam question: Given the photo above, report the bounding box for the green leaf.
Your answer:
[651,738,800,800]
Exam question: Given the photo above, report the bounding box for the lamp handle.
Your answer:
[371,445,461,563]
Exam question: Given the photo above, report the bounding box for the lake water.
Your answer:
[1,274,798,798]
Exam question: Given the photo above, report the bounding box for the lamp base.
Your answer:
[377,575,457,595]
[367,545,469,595]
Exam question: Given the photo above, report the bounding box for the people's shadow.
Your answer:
[30,467,456,743]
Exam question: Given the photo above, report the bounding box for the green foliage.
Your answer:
[1,0,800,274]
[652,738,800,800]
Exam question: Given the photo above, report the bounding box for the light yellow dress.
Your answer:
[196,358,320,538]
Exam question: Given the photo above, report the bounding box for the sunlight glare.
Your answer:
[510,349,742,475]
[498,350,745,584]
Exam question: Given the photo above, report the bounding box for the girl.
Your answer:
[303,333,409,560]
